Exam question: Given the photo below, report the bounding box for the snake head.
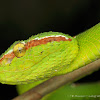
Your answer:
[0,32,78,85]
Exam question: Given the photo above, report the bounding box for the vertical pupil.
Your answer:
[18,47,22,53]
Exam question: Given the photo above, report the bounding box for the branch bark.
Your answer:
[12,59,100,100]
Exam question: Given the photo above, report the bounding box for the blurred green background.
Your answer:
[0,0,100,99]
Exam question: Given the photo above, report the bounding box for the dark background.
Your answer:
[0,0,100,99]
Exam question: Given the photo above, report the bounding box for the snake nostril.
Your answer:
[3,58,13,64]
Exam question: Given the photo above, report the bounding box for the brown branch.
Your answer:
[12,59,100,100]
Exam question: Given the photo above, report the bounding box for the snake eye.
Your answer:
[13,43,26,58]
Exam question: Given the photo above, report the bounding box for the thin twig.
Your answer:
[12,59,100,100]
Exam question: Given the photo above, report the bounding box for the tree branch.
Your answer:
[12,59,100,100]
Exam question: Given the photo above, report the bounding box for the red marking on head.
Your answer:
[0,36,72,63]
[25,36,71,49]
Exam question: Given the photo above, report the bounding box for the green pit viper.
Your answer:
[0,23,100,96]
